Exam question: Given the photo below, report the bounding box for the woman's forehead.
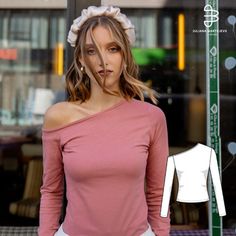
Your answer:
[85,25,114,45]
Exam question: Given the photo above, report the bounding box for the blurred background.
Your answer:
[0,0,236,232]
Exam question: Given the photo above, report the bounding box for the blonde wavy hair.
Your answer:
[66,15,157,104]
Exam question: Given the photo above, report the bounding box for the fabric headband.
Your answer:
[67,5,136,47]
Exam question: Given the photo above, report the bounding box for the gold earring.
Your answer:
[80,66,86,74]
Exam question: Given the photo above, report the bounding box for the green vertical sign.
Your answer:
[205,0,223,236]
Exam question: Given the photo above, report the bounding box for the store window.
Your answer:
[123,4,236,230]
[0,10,66,126]
[31,17,48,49]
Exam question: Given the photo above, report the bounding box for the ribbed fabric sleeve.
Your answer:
[38,131,64,236]
[146,107,170,235]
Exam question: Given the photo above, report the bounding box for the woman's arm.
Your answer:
[38,106,65,236]
[146,108,170,236]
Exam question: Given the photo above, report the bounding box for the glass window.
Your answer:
[10,13,31,42]
[127,10,157,48]
[50,14,66,48]
[31,16,48,49]
[0,10,66,126]
[125,4,236,230]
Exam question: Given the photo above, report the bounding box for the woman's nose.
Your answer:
[99,62,108,67]
[98,51,108,66]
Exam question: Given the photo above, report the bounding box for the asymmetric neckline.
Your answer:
[172,143,202,156]
[43,99,130,133]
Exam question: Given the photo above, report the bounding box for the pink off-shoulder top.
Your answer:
[38,99,170,236]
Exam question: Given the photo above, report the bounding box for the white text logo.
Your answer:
[204,4,219,28]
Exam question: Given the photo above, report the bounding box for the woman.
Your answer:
[38,5,170,236]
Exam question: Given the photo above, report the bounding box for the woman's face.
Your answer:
[83,25,123,91]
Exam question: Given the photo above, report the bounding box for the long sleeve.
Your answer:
[209,148,226,216]
[146,109,170,236]
[38,131,64,236]
[160,156,175,217]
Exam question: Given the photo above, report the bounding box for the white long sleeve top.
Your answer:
[160,143,226,217]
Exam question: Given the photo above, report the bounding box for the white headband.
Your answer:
[67,5,136,47]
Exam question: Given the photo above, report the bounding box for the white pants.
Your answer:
[54,225,69,236]
[140,223,156,236]
[54,223,155,236]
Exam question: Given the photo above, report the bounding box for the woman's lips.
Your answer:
[98,70,112,77]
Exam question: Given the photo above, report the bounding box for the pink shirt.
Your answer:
[38,99,170,236]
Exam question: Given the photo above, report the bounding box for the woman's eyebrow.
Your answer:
[85,42,117,48]
[106,42,117,46]
[85,44,94,48]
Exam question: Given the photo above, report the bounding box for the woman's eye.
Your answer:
[109,46,120,53]
[86,48,96,55]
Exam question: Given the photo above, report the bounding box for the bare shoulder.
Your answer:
[43,102,72,130]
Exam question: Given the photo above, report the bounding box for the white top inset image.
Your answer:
[160,143,226,217]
